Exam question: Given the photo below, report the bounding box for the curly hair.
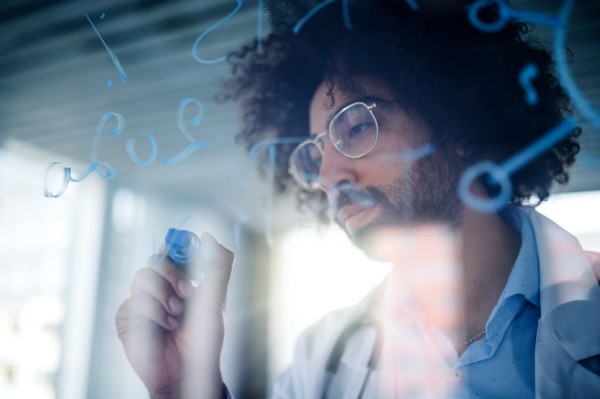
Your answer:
[220,0,580,216]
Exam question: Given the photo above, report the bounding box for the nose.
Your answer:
[317,136,358,196]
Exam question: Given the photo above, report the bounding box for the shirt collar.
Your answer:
[455,206,541,367]
[498,206,540,308]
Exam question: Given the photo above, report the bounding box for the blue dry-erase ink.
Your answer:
[554,0,600,132]
[163,99,213,165]
[265,145,276,247]
[127,133,158,166]
[192,0,242,64]
[519,63,539,106]
[388,143,435,163]
[44,112,123,198]
[44,162,71,198]
[85,13,127,84]
[100,13,105,19]
[468,0,560,33]
[163,141,213,165]
[341,0,353,30]
[257,0,263,53]
[293,0,337,34]
[297,198,329,227]
[107,79,112,89]
[405,0,419,11]
[233,212,249,250]
[458,118,577,213]
[91,112,124,176]
[249,137,306,159]
[177,98,204,141]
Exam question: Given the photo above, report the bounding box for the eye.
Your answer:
[349,122,373,136]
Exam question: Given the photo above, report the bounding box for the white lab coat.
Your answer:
[271,209,600,398]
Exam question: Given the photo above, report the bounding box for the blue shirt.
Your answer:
[451,207,541,398]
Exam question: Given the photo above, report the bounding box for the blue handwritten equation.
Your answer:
[85,13,126,89]
[44,98,212,198]
[461,0,599,212]
[44,0,599,248]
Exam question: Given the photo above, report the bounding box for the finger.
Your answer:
[145,254,194,299]
[130,268,184,315]
[195,232,235,310]
[129,290,179,330]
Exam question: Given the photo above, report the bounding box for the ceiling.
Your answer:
[1,0,599,233]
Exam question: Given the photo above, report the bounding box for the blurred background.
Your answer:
[0,0,598,398]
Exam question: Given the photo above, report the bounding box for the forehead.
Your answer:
[308,77,395,133]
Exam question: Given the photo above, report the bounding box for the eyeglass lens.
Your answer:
[291,103,377,190]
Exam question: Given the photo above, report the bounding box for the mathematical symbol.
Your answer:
[44,113,124,198]
[553,0,600,132]
[519,63,539,106]
[468,0,561,33]
[458,118,577,213]
[85,13,127,85]
[193,0,242,64]
[163,99,213,165]
[293,0,352,34]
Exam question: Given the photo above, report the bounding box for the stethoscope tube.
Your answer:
[321,315,383,399]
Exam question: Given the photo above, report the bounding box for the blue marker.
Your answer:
[165,229,201,275]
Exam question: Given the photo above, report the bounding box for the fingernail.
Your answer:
[167,315,179,329]
[178,280,192,297]
[168,295,183,314]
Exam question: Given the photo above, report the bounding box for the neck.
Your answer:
[366,203,522,356]
[453,206,521,354]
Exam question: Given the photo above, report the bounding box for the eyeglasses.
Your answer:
[288,101,391,191]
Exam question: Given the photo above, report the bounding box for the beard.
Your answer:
[334,149,464,251]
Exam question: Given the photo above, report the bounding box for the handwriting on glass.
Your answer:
[85,13,127,88]
[44,112,124,198]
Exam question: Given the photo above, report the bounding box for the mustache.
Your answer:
[329,181,379,221]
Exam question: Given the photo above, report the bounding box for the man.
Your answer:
[115,0,600,397]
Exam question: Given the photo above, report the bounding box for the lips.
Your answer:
[337,203,377,233]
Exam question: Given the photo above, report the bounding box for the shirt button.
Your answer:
[449,370,463,382]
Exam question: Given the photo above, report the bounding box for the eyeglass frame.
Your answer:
[288,101,393,191]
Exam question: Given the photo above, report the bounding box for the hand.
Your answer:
[115,232,234,399]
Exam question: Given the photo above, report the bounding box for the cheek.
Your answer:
[355,148,407,187]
